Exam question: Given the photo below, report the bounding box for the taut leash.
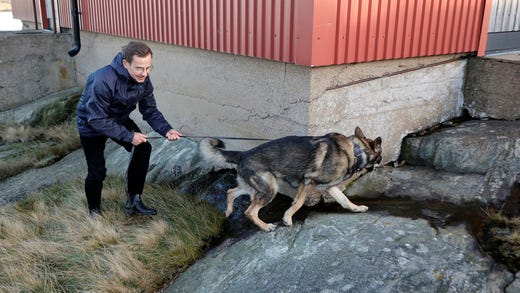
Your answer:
[146,135,270,141]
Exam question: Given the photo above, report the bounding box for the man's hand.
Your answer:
[132,132,148,146]
[166,129,182,141]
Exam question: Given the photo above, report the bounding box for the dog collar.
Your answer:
[353,143,365,171]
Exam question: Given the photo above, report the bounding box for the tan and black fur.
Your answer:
[199,127,382,232]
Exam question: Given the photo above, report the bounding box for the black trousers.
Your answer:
[80,119,152,210]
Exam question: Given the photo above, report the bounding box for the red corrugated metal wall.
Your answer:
[12,0,42,24]
[56,0,300,63]
[28,0,490,66]
[309,0,487,66]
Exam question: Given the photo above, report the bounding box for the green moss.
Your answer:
[27,93,80,127]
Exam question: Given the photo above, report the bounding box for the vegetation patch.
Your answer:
[0,94,81,180]
[0,176,225,292]
[482,212,520,273]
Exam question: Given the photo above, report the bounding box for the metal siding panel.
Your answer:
[384,0,397,59]
[457,0,469,52]
[403,0,416,58]
[50,0,489,66]
[367,0,379,61]
[12,0,38,22]
[57,0,71,28]
[334,0,346,63]
[376,0,388,60]
[274,0,281,60]
[411,0,424,56]
[489,0,520,32]
[435,0,447,54]
[346,0,359,63]
[443,0,456,53]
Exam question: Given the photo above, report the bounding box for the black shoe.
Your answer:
[89,207,102,217]
[125,193,157,216]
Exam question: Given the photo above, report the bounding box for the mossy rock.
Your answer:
[27,92,81,127]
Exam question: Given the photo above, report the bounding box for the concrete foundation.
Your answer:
[74,32,468,161]
[0,31,77,111]
[464,56,520,120]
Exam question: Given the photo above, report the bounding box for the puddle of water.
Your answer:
[200,172,518,272]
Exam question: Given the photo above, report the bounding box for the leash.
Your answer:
[146,135,270,141]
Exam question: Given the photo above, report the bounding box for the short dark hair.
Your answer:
[122,41,153,63]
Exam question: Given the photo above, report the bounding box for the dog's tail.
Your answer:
[198,138,241,169]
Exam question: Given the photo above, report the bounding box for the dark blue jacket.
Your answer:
[77,53,172,142]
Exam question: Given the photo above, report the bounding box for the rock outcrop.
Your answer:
[168,212,513,293]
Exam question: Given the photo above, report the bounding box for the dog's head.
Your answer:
[354,126,382,170]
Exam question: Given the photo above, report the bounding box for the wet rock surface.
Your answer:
[169,212,513,293]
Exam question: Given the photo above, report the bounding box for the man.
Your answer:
[77,41,182,216]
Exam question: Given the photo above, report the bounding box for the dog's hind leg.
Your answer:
[244,198,277,232]
[225,187,244,217]
[226,176,254,217]
[282,183,314,226]
[327,186,368,212]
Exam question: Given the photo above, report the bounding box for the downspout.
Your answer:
[68,0,81,57]
[32,0,39,30]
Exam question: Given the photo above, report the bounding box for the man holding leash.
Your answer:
[77,41,182,216]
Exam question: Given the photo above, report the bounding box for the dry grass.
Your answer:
[0,120,81,180]
[0,176,225,292]
[483,212,520,272]
[0,91,82,180]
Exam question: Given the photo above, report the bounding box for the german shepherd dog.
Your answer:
[199,127,382,232]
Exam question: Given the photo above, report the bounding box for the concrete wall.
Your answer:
[0,31,77,111]
[75,32,466,162]
[75,33,311,151]
[464,56,520,120]
[309,56,466,162]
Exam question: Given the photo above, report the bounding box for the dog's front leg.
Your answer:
[282,183,313,226]
[326,186,368,212]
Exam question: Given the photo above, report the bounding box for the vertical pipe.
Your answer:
[68,0,81,56]
[51,0,58,33]
[33,0,39,29]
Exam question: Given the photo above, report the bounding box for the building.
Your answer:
[11,0,519,161]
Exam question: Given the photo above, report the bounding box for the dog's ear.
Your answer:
[375,137,382,146]
[371,137,382,151]
[354,126,365,139]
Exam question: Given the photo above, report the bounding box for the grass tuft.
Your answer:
[0,93,82,180]
[483,212,520,272]
[0,176,225,292]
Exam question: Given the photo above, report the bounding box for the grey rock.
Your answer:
[0,87,83,124]
[168,212,513,293]
[0,133,212,207]
[401,120,520,174]
[400,120,520,205]
[347,166,484,204]
[506,273,520,293]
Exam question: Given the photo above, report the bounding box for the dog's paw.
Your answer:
[264,223,277,232]
[225,209,233,217]
[352,205,369,213]
[282,216,293,226]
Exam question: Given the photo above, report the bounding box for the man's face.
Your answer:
[123,54,153,83]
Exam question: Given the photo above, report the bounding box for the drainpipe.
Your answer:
[32,0,39,30]
[68,0,81,57]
